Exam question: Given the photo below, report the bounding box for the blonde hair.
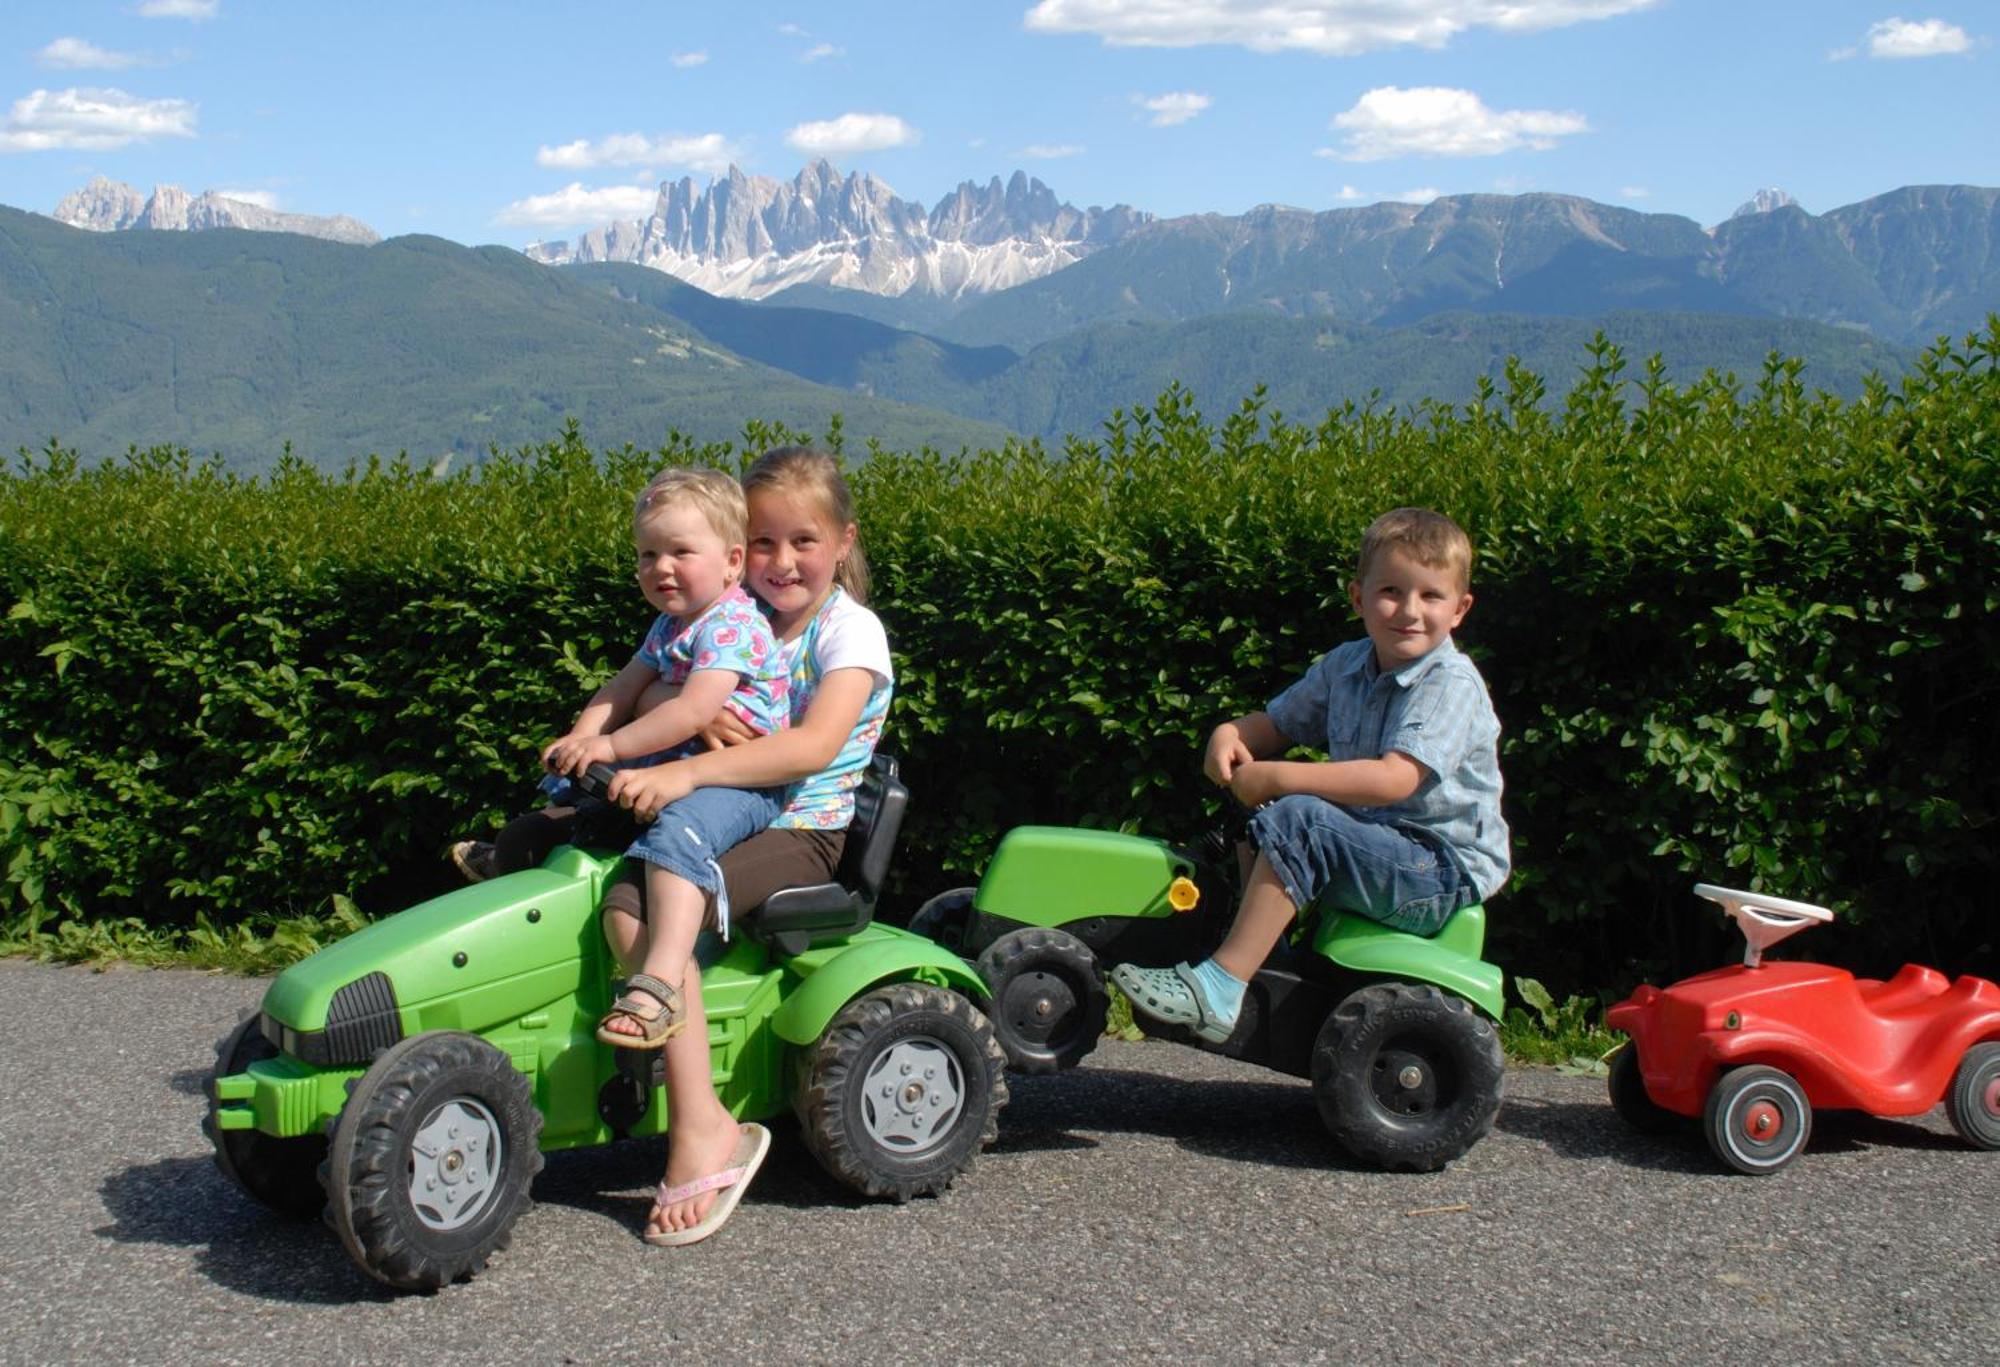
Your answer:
[634,466,748,546]
[742,446,870,604]
[1355,507,1474,591]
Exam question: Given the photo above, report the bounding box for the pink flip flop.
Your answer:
[643,1123,772,1247]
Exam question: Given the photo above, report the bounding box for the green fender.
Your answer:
[771,929,990,1047]
[1311,904,1505,1020]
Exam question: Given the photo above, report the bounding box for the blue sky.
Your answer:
[1,1,1993,248]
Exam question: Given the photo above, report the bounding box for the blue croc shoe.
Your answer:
[1110,962,1237,1044]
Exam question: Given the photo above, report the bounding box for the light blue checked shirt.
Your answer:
[1264,635,1511,900]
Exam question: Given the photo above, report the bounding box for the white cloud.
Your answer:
[671,51,709,68]
[0,86,197,152]
[1326,86,1587,160]
[135,0,218,19]
[1620,185,1650,199]
[535,132,741,175]
[1136,91,1210,126]
[38,37,149,70]
[1018,143,1086,159]
[215,188,278,209]
[1865,17,1973,58]
[495,182,659,229]
[777,23,808,37]
[1025,0,1657,56]
[1334,183,1441,204]
[802,43,844,62]
[785,112,918,154]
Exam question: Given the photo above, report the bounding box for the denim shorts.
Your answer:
[625,784,787,939]
[1248,794,1475,936]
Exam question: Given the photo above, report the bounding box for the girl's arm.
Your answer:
[607,668,875,819]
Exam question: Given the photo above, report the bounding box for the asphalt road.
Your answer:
[0,958,1991,1365]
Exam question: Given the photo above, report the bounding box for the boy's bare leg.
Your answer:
[646,970,741,1236]
[603,902,646,974]
[1210,854,1301,983]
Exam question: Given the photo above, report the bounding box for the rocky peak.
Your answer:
[1731,188,1800,219]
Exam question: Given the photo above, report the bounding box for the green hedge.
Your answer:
[3,329,1996,992]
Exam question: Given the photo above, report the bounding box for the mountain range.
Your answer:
[53,177,379,246]
[0,197,1916,469]
[515,164,1995,350]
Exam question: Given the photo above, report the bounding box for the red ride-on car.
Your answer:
[1606,884,2000,1174]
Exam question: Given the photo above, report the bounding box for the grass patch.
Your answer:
[1499,977,1620,1073]
[0,897,368,974]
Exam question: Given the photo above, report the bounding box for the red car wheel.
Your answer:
[1703,1065,1811,1174]
[1944,1041,2000,1150]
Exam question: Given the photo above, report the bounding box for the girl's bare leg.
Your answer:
[597,868,740,1236]
[645,971,742,1236]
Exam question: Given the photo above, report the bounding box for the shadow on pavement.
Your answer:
[96,1157,391,1305]
[1496,1091,1965,1171]
[989,1066,1359,1172]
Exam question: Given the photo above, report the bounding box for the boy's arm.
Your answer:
[607,667,875,820]
[1204,711,1290,785]
[542,658,654,772]
[603,668,741,760]
[1228,751,1426,810]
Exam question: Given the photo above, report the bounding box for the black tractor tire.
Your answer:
[976,927,1108,1074]
[1311,982,1505,1172]
[1606,1043,1685,1135]
[1943,1041,2000,1150]
[795,982,1008,1202]
[907,886,980,957]
[322,1032,544,1291]
[1703,1064,1811,1175]
[203,1013,329,1220]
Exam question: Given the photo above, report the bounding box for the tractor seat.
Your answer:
[738,754,908,956]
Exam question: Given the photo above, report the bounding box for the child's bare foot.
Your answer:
[646,1111,745,1237]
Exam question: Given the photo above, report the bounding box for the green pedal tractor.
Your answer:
[204,757,1008,1291]
[912,819,1506,1172]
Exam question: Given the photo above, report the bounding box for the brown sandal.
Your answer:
[595,972,686,1049]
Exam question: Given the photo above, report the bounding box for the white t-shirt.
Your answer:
[773,588,893,829]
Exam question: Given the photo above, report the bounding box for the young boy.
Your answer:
[456,467,791,1047]
[1113,507,1509,1043]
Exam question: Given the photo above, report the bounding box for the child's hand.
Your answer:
[608,763,694,823]
[1204,725,1256,786]
[543,732,618,778]
[1227,761,1285,809]
[696,709,761,751]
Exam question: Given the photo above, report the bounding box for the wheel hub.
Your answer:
[1002,971,1077,1046]
[861,1036,966,1155]
[1741,1099,1784,1142]
[1371,1046,1440,1116]
[1982,1075,2000,1117]
[409,1098,502,1231]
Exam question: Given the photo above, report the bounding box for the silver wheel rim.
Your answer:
[860,1036,966,1156]
[408,1097,503,1231]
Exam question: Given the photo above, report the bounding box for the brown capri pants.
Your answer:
[601,825,847,929]
[491,803,845,930]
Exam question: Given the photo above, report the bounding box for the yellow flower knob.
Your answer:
[1167,876,1200,912]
